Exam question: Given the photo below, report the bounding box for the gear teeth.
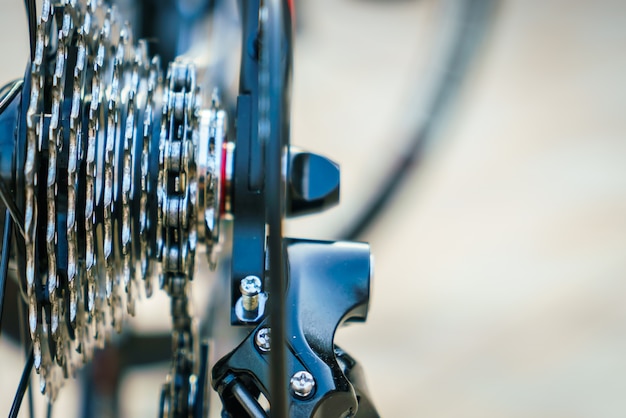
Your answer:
[122,30,137,313]
[25,0,50,386]
[20,0,168,397]
[67,29,82,328]
[103,10,118,306]
[18,0,228,402]
[140,54,160,292]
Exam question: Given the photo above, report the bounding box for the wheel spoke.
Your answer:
[263,1,291,415]
[0,208,12,335]
[0,79,23,113]
[9,347,34,418]
[17,290,35,418]
[0,79,26,241]
[23,0,37,62]
[0,181,25,240]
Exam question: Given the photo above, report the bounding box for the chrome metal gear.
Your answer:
[19,0,230,400]
[198,91,228,269]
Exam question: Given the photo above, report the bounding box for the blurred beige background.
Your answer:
[2,0,626,417]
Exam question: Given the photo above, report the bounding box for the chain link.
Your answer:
[158,61,201,417]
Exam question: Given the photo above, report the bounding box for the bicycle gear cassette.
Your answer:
[15,0,229,398]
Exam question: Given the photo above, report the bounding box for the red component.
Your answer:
[219,143,228,216]
[288,0,295,24]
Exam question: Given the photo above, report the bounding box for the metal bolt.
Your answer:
[255,327,271,352]
[290,371,315,398]
[240,276,262,312]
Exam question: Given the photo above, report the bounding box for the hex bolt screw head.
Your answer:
[290,371,315,398]
[240,275,262,312]
[255,327,271,352]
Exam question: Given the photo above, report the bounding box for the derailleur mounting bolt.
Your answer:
[240,275,262,312]
[255,327,271,352]
[290,371,315,398]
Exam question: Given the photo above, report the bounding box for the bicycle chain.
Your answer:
[157,61,201,418]
[22,0,226,401]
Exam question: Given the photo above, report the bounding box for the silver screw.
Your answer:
[255,327,271,352]
[290,371,315,398]
[240,276,262,312]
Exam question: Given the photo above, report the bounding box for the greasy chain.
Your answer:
[22,0,223,402]
[157,61,201,417]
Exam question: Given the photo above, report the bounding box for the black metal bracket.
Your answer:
[213,238,379,417]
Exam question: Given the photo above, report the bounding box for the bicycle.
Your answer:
[0,0,378,416]
[0,0,495,416]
